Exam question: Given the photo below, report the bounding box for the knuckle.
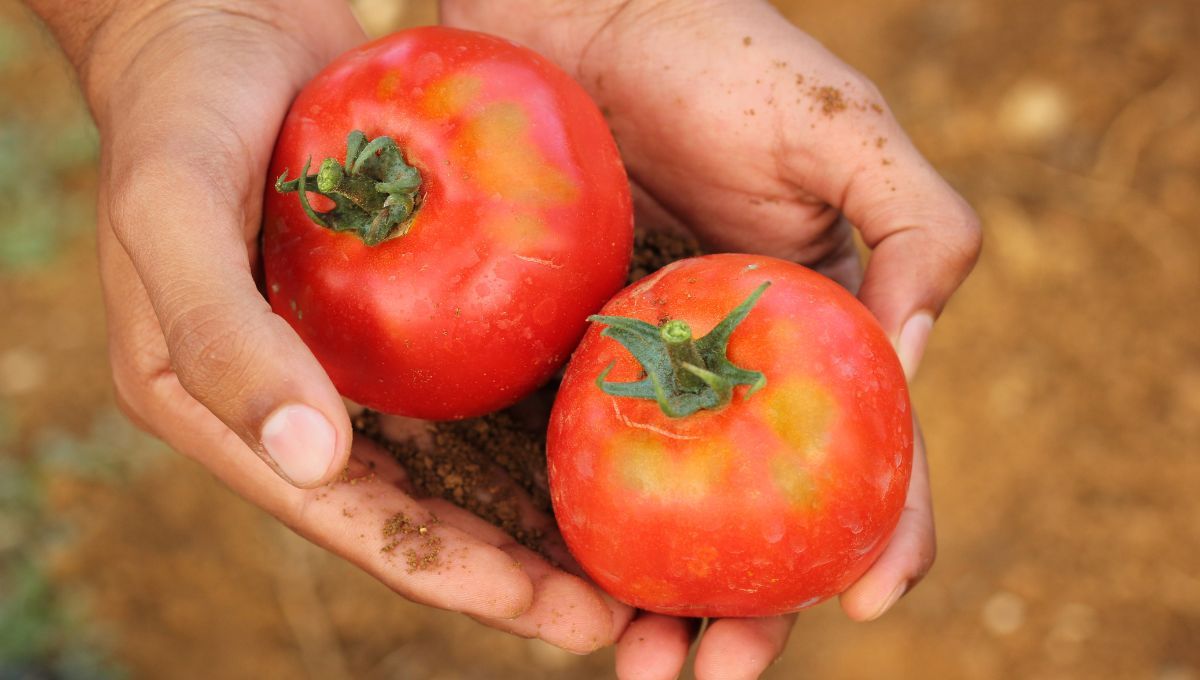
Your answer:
[106,155,194,250]
[913,530,938,580]
[104,125,246,253]
[163,298,265,408]
[944,204,984,271]
[921,538,938,574]
[855,74,886,107]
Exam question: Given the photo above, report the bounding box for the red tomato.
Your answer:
[263,27,632,419]
[547,254,912,617]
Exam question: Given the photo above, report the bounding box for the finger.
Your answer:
[427,498,630,649]
[615,614,698,680]
[839,416,935,621]
[302,440,537,619]
[471,539,635,654]
[693,615,797,680]
[102,97,351,488]
[783,77,981,375]
[838,113,980,374]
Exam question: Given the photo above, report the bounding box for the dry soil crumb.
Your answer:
[811,85,848,115]
[381,511,443,573]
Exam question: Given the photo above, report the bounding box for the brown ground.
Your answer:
[1,0,1198,678]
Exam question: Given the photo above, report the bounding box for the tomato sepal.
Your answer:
[589,281,770,418]
[274,130,422,246]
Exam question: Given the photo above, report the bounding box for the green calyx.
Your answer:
[275,130,422,246]
[590,282,771,418]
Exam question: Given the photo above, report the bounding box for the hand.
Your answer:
[26,0,629,652]
[442,0,981,676]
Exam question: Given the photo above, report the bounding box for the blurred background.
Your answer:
[1,0,1197,677]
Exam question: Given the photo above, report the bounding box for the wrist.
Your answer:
[22,0,121,65]
[22,1,166,111]
[26,1,365,130]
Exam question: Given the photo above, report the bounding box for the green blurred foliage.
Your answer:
[0,2,98,273]
[0,408,163,678]
[0,120,98,271]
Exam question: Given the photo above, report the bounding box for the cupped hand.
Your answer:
[443,0,981,677]
[33,0,629,653]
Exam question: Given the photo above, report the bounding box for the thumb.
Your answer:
[106,145,352,488]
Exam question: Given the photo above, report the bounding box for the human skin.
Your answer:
[23,0,980,677]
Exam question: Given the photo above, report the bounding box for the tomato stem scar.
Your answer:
[275,130,422,246]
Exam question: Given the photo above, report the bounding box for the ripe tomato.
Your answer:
[547,254,912,617]
[262,27,632,419]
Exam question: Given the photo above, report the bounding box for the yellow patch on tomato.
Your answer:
[376,70,403,100]
[455,103,578,203]
[423,74,483,118]
[760,378,836,508]
[769,455,819,509]
[611,430,734,501]
[761,378,835,460]
[488,211,547,252]
[764,318,805,352]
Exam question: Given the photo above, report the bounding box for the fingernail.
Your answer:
[870,582,907,621]
[896,313,934,381]
[261,404,338,486]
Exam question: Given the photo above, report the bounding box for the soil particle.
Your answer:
[381,511,443,573]
[811,85,848,116]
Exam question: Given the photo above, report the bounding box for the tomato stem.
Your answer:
[589,282,771,418]
[660,320,707,393]
[275,130,422,246]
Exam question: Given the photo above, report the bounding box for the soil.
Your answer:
[356,408,551,554]
[2,0,1199,678]
[380,512,443,573]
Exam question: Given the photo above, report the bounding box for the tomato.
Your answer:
[547,254,912,618]
[262,27,632,420]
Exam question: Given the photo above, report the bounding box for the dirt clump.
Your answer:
[381,511,443,573]
[811,85,848,115]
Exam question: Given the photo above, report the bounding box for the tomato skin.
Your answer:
[263,27,632,419]
[547,254,912,618]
